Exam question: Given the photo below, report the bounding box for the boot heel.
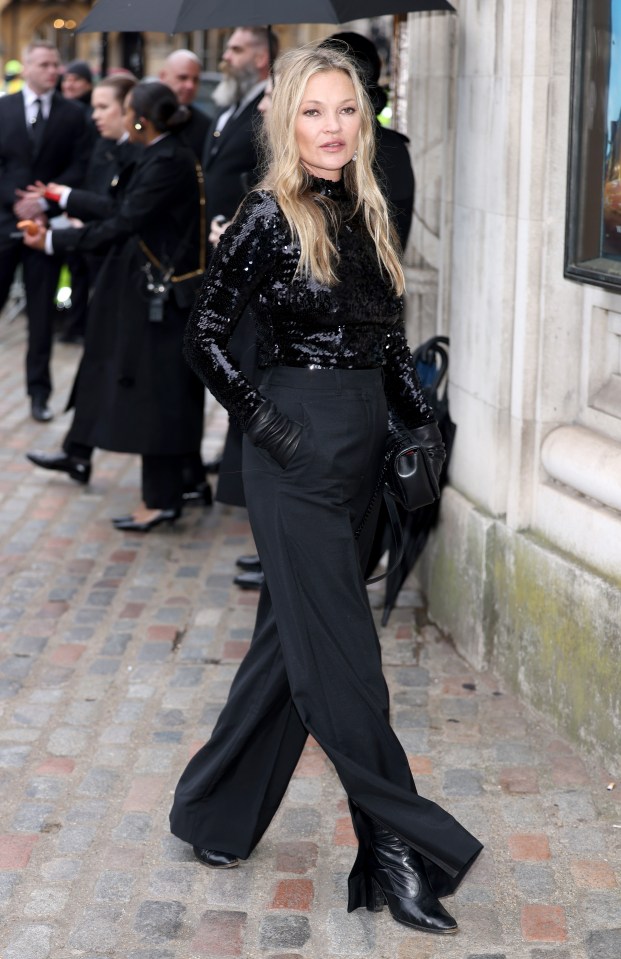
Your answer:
[367,876,385,913]
[347,872,366,912]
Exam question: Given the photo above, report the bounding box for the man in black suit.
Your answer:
[159,49,209,163]
[203,26,276,228]
[0,40,90,421]
[200,27,276,512]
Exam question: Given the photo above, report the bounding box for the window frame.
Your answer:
[565,0,621,291]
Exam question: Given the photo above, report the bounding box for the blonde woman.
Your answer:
[171,45,482,935]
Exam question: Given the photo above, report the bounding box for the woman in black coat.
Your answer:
[23,82,206,531]
[46,73,140,224]
[29,74,140,344]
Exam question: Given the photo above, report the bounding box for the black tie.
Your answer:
[30,98,44,151]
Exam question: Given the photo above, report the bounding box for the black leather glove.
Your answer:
[246,399,302,469]
[410,422,446,484]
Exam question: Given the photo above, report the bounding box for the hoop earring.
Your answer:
[351,150,358,162]
[134,122,143,131]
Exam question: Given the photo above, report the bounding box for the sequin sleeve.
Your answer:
[183,190,286,430]
[383,320,436,428]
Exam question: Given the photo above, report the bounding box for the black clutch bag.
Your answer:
[383,411,441,511]
[355,410,444,585]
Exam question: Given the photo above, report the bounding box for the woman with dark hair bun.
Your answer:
[23,80,208,529]
[130,80,190,132]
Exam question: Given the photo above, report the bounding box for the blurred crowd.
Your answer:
[0,27,415,551]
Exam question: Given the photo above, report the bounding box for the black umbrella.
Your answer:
[78,0,454,34]
[377,336,456,626]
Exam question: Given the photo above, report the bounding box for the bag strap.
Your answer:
[365,489,405,585]
[139,161,207,283]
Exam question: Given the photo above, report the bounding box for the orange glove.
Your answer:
[17,219,40,236]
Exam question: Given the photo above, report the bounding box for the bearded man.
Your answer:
[199,27,278,521]
[202,26,277,229]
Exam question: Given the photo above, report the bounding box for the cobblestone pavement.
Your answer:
[0,316,619,959]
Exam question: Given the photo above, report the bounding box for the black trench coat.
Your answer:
[53,135,205,457]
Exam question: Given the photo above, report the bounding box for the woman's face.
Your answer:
[294,69,361,182]
[92,86,125,140]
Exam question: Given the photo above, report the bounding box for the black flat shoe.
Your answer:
[348,818,458,935]
[233,571,265,590]
[31,400,54,422]
[235,554,262,572]
[112,508,181,532]
[27,450,91,484]
[193,846,239,869]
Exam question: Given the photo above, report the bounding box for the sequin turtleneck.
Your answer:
[184,176,435,430]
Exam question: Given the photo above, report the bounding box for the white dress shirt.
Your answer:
[22,84,53,124]
[21,85,54,216]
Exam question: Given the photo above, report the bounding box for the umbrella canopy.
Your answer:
[78,0,454,34]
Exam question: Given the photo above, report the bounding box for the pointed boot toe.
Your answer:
[348,815,458,935]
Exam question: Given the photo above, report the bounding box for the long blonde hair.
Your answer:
[260,44,405,294]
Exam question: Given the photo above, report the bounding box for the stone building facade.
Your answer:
[403,3,620,766]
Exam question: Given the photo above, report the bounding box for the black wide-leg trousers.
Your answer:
[170,367,482,895]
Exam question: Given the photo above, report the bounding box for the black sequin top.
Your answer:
[184,176,435,430]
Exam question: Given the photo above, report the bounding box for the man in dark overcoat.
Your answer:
[0,40,90,420]
[203,27,274,228]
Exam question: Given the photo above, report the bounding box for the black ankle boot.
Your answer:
[348,815,458,935]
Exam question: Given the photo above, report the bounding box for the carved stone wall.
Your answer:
[405,2,621,766]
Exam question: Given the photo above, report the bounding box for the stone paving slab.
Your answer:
[0,316,619,958]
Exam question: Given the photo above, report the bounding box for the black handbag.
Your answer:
[383,409,441,511]
[356,409,443,584]
[139,161,207,316]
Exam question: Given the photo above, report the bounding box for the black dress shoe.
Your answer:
[235,554,262,572]
[112,508,181,532]
[233,570,265,590]
[193,846,239,869]
[27,450,91,484]
[31,399,53,422]
[182,481,213,506]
